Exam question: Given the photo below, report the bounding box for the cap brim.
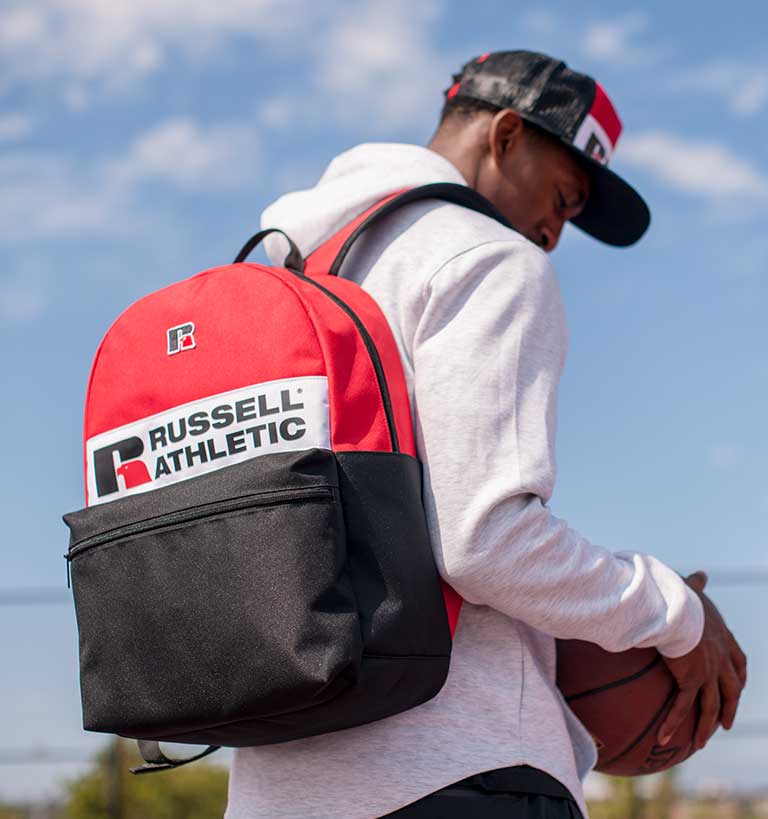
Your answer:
[567,147,650,247]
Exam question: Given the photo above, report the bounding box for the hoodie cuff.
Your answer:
[656,584,705,659]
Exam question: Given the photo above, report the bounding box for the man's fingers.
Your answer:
[719,665,744,730]
[658,688,697,745]
[694,682,720,750]
[731,643,748,688]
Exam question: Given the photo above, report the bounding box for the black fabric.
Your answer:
[334,451,451,657]
[447,50,651,247]
[64,448,450,747]
[467,766,574,800]
[66,448,358,737]
[453,52,594,143]
[568,159,651,247]
[233,227,305,271]
[381,766,582,819]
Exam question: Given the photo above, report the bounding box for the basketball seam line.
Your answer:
[600,686,678,767]
[564,655,661,703]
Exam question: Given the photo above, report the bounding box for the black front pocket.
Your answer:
[64,448,361,739]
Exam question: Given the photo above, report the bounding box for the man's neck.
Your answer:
[426,122,489,188]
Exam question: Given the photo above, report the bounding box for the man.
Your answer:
[226,50,746,819]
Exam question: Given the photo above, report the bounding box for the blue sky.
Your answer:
[1,0,766,804]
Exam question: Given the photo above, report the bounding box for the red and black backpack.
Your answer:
[63,183,510,771]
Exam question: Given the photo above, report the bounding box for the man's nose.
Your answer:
[538,220,564,253]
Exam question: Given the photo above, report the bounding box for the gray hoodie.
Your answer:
[225,143,704,819]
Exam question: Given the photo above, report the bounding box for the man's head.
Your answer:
[428,51,650,252]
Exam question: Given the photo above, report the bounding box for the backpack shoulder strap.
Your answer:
[306,182,512,278]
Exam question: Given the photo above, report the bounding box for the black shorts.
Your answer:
[380,766,583,819]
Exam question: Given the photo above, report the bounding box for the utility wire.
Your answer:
[701,569,768,586]
[721,721,768,738]
[2,722,767,766]
[0,749,94,765]
[0,588,71,605]
[3,568,768,605]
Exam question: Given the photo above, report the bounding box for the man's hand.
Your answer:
[657,571,747,751]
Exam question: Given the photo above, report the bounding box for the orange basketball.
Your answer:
[556,639,700,775]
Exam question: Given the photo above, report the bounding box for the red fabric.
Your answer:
[305,193,463,632]
[83,197,462,634]
[283,270,397,453]
[85,265,326,441]
[303,190,416,457]
[590,82,622,148]
[300,273,417,457]
[303,191,405,278]
[116,460,151,489]
[85,263,397,457]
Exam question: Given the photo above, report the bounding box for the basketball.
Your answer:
[556,639,700,775]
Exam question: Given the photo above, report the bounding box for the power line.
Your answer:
[2,723,766,766]
[3,568,768,605]
[0,588,71,605]
[0,749,93,765]
[721,721,768,737]
[703,569,768,586]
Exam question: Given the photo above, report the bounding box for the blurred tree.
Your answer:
[588,776,644,819]
[0,805,24,819]
[647,769,679,819]
[735,799,761,819]
[63,739,227,819]
[615,777,644,819]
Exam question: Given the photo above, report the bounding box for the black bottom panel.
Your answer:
[65,448,451,746]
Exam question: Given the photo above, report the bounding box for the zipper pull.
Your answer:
[64,553,71,590]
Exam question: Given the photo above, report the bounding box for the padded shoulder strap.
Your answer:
[307,183,512,278]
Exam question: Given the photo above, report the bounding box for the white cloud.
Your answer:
[0,0,316,95]
[582,12,661,66]
[673,61,768,116]
[0,113,33,141]
[0,0,451,134]
[619,131,768,200]
[0,117,262,241]
[521,10,560,36]
[313,0,448,131]
[0,154,125,240]
[62,86,90,111]
[258,98,294,130]
[107,119,261,190]
[707,443,747,470]
[735,76,768,116]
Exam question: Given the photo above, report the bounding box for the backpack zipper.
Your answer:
[66,485,334,561]
[292,273,400,453]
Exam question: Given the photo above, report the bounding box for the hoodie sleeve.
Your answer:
[413,238,704,658]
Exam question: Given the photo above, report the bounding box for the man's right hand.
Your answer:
[657,571,747,751]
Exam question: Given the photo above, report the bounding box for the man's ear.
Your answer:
[487,109,525,168]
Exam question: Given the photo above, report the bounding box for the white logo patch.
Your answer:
[167,322,196,355]
[573,113,615,165]
[86,376,330,506]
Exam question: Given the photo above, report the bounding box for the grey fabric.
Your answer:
[225,142,704,819]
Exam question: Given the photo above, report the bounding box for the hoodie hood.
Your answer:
[260,143,468,264]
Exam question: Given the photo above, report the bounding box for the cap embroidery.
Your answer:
[572,82,622,166]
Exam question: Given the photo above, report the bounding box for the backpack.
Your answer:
[63,182,510,772]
